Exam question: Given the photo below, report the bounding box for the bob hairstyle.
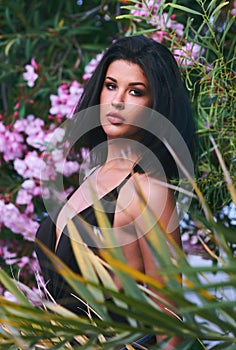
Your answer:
[71,35,197,178]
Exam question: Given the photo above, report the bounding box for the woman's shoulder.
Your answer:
[117,172,179,236]
[117,173,174,218]
[124,172,172,197]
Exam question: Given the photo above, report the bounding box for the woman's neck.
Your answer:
[105,138,141,170]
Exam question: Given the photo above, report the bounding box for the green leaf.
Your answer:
[4,39,17,56]
[116,14,150,21]
[35,238,108,320]
[0,270,31,306]
[164,3,202,16]
[5,7,15,33]
[211,1,229,19]
[67,219,105,304]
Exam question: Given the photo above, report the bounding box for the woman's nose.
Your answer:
[111,100,124,110]
[111,90,125,110]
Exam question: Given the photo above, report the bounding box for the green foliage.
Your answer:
[0,0,121,119]
[118,0,236,212]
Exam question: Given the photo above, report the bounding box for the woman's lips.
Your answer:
[106,112,125,124]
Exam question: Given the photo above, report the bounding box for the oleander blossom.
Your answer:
[173,42,204,67]
[0,115,90,244]
[0,121,26,162]
[0,200,39,241]
[49,80,84,118]
[14,115,48,151]
[16,179,42,206]
[130,1,184,42]
[14,151,54,181]
[130,0,161,21]
[83,52,104,81]
[23,58,39,87]
[150,13,184,38]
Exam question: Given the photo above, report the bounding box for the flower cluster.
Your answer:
[0,199,39,240]
[173,42,204,67]
[82,52,104,81]
[0,51,105,299]
[0,74,90,295]
[130,0,205,67]
[49,81,84,119]
[1,114,90,222]
[130,1,184,42]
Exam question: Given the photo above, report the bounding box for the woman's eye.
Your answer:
[105,83,116,90]
[130,89,144,97]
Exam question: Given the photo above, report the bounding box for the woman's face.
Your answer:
[100,59,153,141]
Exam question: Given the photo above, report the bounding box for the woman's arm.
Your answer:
[115,174,183,348]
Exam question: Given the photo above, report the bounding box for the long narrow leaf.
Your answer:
[0,270,31,306]
[210,135,236,206]
[164,3,202,16]
[35,239,108,320]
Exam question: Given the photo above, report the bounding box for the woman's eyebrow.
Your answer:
[105,76,117,82]
[105,76,147,87]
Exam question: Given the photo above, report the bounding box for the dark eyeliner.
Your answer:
[130,89,144,96]
[105,82,116,90]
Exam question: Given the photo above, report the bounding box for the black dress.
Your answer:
[35,173,132,315]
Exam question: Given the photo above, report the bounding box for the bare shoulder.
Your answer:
[116,173,177,227]
[121,172,175,210]
[132,173,173,197]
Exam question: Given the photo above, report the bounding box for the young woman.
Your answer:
[35,35,196,349]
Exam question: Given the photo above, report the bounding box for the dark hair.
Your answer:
[72,35,197,178]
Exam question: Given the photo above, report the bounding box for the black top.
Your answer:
[35,172,132,316]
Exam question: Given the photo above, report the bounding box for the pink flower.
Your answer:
[13,119,28,132]
[18,256,30,268]
[0,200,38,240]
[45,127,65,145]
[30,57,38,69]
[173,42,204,67]
[1,128,25,162]
[25,116,45,135]
[49,81,84,118]
[83,53,104,81]
[60,160,80,177]
[22,179,36,190]
[151,30,167,43]
[130,3,184,42]
[25,201,34,214]
[14,158,27,176]
[0,123,6,152]
[14,151,54,180]
[23,60,39,87]
[150,12,184,39]
[51,149,64,162]
[231,1,236,16]
[171,22,184,36]
[130,1,161,22]
[16,189,33,205]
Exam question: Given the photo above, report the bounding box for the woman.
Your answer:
[36,36,196,348]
